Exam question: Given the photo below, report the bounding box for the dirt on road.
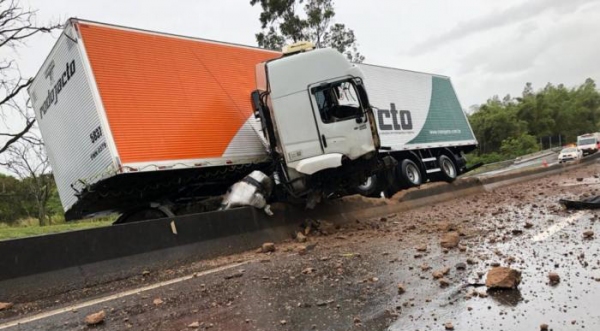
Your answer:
[1,162,600,331]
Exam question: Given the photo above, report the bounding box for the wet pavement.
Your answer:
[1,162,600,331]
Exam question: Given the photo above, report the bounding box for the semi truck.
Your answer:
[576,133,600,156]
[29,19,477,222]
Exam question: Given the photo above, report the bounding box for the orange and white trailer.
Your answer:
[29,19,379,221]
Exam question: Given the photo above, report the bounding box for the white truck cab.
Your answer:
[577,133,600,156]
[252,43,379,200]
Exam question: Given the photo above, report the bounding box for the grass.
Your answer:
[0,218,114,241]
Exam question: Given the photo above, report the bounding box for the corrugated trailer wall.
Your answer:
[77,21,279,167]
[28,24,116,211]
[357,64,476,151]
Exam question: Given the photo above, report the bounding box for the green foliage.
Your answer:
[466,152,506,167]
[0,173,63,225]
[0,218,113,241]
[499,134,540,158]
[250,0,365,62]
[469,78,600,163]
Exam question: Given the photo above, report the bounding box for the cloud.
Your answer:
[407,0,596,55]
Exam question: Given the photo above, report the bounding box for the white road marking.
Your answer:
[532,211,584,242]
[0,260,252,330]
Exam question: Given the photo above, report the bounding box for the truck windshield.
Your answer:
[578,138,596,145]
[314,80,363,123]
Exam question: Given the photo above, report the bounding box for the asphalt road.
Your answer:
[1,162,600,331]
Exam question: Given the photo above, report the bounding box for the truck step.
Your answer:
[426,168,441,174]
[421,157,436,162]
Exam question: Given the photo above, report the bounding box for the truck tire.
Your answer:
[354,174,381,197]
[438,154,457,182]
[399,159,422,187]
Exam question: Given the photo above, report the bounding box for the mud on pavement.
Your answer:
[1,162,600,331]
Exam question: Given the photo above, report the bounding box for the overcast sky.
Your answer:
[12,0,600,108]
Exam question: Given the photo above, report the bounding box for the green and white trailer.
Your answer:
[355,64,478,196]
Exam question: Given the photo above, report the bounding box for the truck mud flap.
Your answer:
[460,162,483,175]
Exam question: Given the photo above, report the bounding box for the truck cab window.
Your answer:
[314,80,363,123]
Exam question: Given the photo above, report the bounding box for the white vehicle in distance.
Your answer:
[558,147,583,163]
[576,133,600,156]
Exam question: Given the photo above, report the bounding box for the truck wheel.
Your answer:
[439,154,457,182]
[354,174,381,197]
[399,159,422,187]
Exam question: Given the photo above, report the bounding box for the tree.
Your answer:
[468,78,600,162]
[500,133,540,158]
[1,138,53,225]
[0,173,30,223]
[250,0,365,62]
[0,0,61,155]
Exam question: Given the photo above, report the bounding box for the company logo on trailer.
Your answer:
[39,60,76,119]
[377,103,413,132]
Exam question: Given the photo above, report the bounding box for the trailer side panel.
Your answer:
[28,25,116,211]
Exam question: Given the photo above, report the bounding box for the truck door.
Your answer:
[309,78,374,160]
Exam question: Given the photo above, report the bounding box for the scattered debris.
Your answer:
[153,298,164,305]
[416,245,427,252]
[85,310,106,325]
[224,270,244,279]
[524,222,534,229]
[353,317,361,324]
[397,283,406,294]
[583,230,594,239]
[302,267,316,274]
[432,270,444,279]
[142,270,151,277]
[296,232,307,243]
[188,321,200,329]
[261,242,276,253]
[297,245,307,255]
[485,267,521,289]
[439,278,450,287]
[440,232,460,248]
[548,272,560,285]
[444,321,455,330]
[0,302,13,311]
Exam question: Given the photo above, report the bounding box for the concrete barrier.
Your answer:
[1,152,598,301]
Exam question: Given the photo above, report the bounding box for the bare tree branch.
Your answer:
[0,116,33,154]
[0,0,60,156]
[0,76,31,106]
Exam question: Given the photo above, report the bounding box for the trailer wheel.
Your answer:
[438,154,457,182]
[354,174,381,197]
[399,159,422,187]
[114,208,169,224]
